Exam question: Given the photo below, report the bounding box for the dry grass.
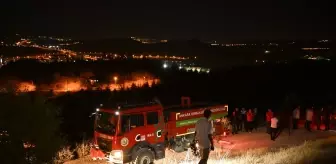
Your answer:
[55,141,90,164]
[66,136,336,164]
[75,141,91,158]
[157,137,336,164]
[53,146,75,164]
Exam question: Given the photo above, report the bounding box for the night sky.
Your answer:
[2,0,333,41]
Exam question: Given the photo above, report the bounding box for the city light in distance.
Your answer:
[163,63,168,68]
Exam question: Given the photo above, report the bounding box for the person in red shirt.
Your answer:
[246,109,254,133]
[266,109,273,134]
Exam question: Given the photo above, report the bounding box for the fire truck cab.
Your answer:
[91,97,228,164]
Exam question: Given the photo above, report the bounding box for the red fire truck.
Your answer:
[90,97,228,164]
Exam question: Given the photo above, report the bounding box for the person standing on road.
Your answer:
[241,108,247,132]
[266,109,273,133]
[195,109,214,164]
[246,109,254,133]
[316,108,323,130]
[253,108,258,131]
[292,106,300,129]
[305,107,314,132]
[323,106,331,131]
[270,113,279,141]
[231,108,240,134]
[237,108,243,131]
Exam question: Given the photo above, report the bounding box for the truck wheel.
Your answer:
[170,137,184,152]
[133,148,155,164]
[172,142,184,152]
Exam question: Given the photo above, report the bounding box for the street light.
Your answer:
[113,76,118,84]
[163,63,167,68]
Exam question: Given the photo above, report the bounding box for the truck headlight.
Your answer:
[114,151,122,158]
[110,150,123,162]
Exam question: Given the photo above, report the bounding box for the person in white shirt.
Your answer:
[270,113,279,141]
[292,106,300,129]
[195,109,214,164]
[305,107,314,132]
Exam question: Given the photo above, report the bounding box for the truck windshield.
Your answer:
[95,112,118,135]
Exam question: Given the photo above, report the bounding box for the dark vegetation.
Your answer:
[1,59,336,162]
[0,94,62,164]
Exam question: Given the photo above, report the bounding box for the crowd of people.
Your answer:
[194,107,335,164]
[230,108,259,134]
[230,106,335,141]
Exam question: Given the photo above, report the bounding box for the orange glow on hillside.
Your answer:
[51,78,87,93]
[108,78,160,91]
[16,82,36,92]
[0,73,160,93]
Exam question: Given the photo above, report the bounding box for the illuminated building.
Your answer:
[303,55,330,61]
[302,48,330,50]
[183,66,210,73]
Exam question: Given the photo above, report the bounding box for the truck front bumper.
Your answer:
[107,150,123,164]
[90,147,105,160]
[90,148,130,164]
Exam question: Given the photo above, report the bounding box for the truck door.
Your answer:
[120,113,146,149]
[144,110,166,159]
[145,111,165,144]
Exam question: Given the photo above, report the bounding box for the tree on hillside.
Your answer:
[0,93,62,163]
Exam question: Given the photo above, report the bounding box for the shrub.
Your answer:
[53,146,74,164]
[75,141,91,158]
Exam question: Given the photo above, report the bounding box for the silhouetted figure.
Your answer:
[241,108,247,132]
[253,108,258,131]
[316,108,323,130]
[323,107,331,131]
[292,106,300,129]
[231,108,240,134]
[305,107,313,132]
[237,108,243,131]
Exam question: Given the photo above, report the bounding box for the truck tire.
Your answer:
[132,148,155,164]
[172,141,184,152]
